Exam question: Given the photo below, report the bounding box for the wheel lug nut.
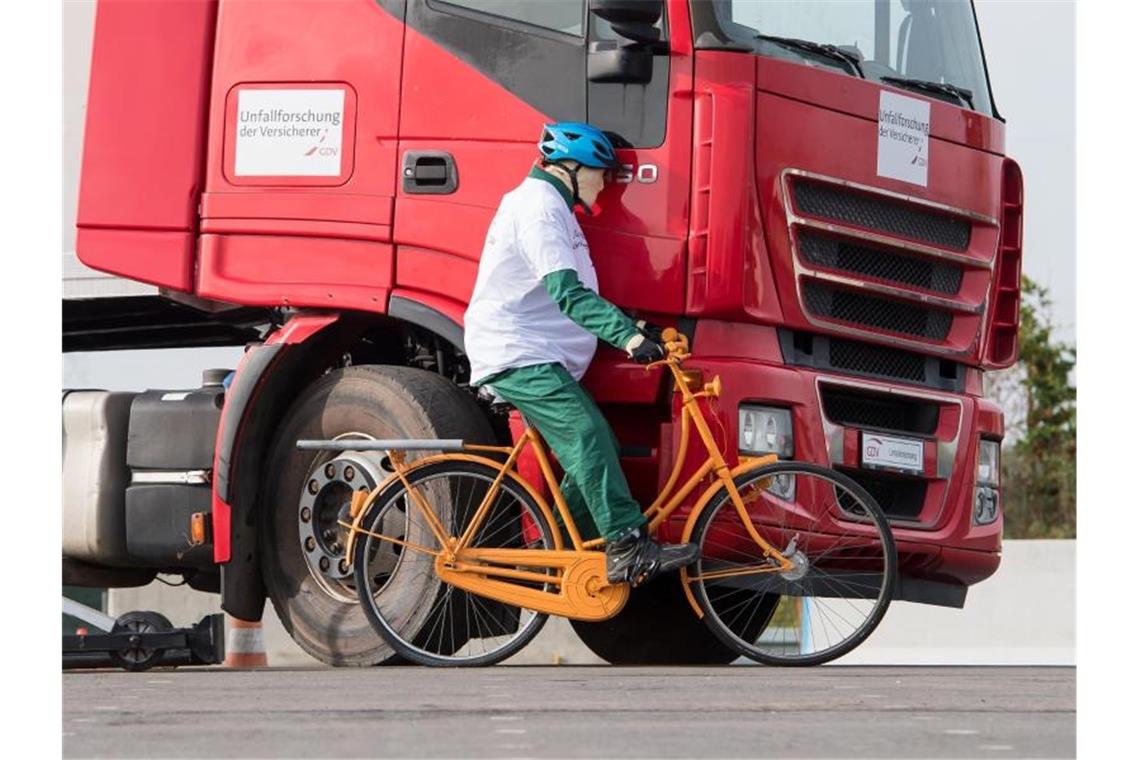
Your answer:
[300,507,311,523]
[325,463,336,479]
[307,479,319,495]
[344,465,355,482]
[305,537,316,552]
[339,560,349,574]
[319,557,330,571]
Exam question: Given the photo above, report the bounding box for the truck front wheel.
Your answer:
[260,365,494,666]
[570,574,775,665]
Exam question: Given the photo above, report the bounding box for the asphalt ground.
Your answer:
[63,666,1074,759]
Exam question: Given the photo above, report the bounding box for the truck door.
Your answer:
[391,0,691,328]
[391,0,588,317]
[583,3,692,317]
[195,0,408,312]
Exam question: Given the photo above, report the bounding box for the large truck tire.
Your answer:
[570,573,769,665]
[260,365,494,666]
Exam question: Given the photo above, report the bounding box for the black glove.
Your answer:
[635,319,665,343]
[625,333,666,364]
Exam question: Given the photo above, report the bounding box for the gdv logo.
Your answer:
[304,129,338,158]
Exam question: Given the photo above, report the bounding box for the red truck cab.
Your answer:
[71,0,1020,665]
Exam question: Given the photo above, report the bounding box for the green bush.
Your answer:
[995,276,1076,539]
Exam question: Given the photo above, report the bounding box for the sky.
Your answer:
[62,0,1077,391]
[974,0,1075,343]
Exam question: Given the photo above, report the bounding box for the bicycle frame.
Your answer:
[337,331,796,621]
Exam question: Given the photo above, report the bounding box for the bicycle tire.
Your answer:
[689,461,897,666]
[353,459,555,667]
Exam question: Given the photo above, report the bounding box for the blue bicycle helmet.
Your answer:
[537,122,620,214]
[537,122,621,169]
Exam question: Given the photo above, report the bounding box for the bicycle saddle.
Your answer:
[476,385,515,415]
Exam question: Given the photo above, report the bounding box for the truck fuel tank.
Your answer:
[63,390,136,565]
[62,369,231,571]
[123,369,228,568]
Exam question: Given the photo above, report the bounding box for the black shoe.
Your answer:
[606,531,700,587]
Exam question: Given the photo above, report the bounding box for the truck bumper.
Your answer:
[657,333,1002,607]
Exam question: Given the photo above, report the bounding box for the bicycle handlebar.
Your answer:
[660,327,690,360]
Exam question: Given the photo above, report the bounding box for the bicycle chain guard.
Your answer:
[434,548,631,622]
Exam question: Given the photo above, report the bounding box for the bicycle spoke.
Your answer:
[693,464,896,665]
[354,463,552,666]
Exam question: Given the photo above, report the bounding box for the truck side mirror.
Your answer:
[608,21,660,46]
[591,0,663,28]
[587,0,664,85]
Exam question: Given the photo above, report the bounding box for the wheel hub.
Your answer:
[298,449,387,594]
[779,543,810,582]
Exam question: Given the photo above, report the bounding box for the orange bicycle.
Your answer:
[299,329,897,666]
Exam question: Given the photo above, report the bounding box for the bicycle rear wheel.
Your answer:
[353,460,554,666]
[689,462,897,666]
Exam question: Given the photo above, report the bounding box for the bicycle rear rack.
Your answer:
[296,439,465,452]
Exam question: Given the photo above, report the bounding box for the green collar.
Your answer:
[528,165,575,210]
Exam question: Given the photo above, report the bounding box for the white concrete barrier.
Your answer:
[106,539,1074,667]
[839,539,1074,665]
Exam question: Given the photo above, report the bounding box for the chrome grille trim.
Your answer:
[798,231,964,294]
[804,270,983,315]
[785,169,998,226]
[793,179,971,250]
[814,375,964,528]
[803,282,954,341]
[793,217,993,271]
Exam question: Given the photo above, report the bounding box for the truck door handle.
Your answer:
[402,151,458,194]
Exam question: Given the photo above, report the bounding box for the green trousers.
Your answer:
[480,363,646,542]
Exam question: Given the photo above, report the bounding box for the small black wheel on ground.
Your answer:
[109,610,173,672]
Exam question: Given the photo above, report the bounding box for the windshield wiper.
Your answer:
[754,34,865,79]
[880,76,974,110]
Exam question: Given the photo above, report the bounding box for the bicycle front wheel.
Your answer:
[353,460,555,666]
[689,462,897,666]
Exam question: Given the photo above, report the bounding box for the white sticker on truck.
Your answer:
[862,433,925,474]
[876,90,930,187]
[234,89,345,177]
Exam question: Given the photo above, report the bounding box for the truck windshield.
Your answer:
[693,0,996,117]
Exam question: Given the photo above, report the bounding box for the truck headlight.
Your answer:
[738,406,793,457]
[739,405,794,499]
[973,439,1001,525]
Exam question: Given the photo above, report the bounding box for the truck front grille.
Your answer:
[784,171,996,356]
[778,331,966,392]
[803,282,952,341]
[798,231,963,294]
[820,386,940,436]
[791,178,971,250]
[828,339,926,383]
[839,468,928,521]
